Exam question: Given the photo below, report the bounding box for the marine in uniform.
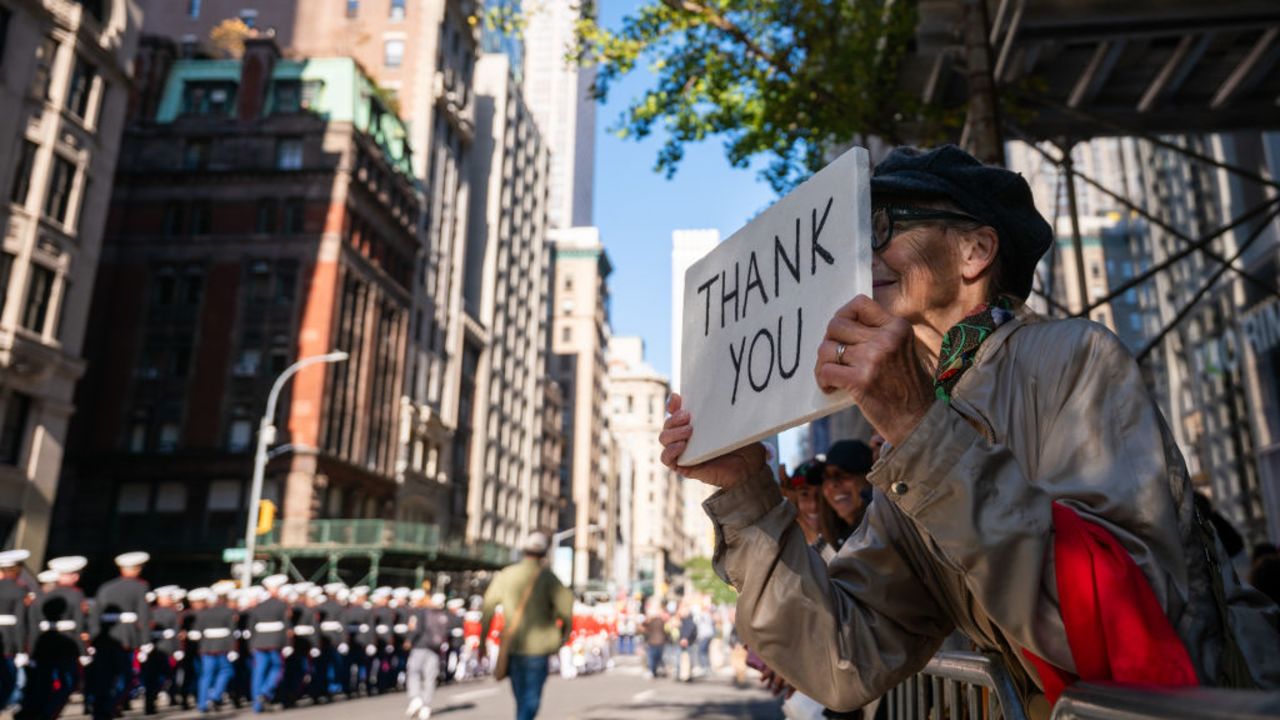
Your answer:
[0,549,31,712]
[192,583,238,713]
[19,556,89,719]
[141,585,181,714]
[88,551,151,720]
[342,586,375,696]
[247,574,291,712]
[370,588,397,693]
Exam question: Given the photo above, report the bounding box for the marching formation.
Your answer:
[0,549,479,719]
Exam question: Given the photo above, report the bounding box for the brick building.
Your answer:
[51,37,422,585]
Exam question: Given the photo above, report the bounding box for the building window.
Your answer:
[228,419,253,451]
[155,482,187,513]
[181,81,236,116]
[31,36,57,100]
[0,9,11,67]
[247,261,271,301]
[384,39,405,68]
[21,265,54,333]
[10,140,37,206]
[276,137,303,169]
[183,268,204,304]
[283,198,304,233]
[208,479,242,510]
[162,201,183,236]
[157,422,180,452]
[43,155,75,224]
[0,393,30,465]
[273,80,300,113]
[256,199,277,233]
[234,348,260,376]
[189,200,211,234]
[346,0,358,18]
[127,420,146,453]
[183,139,209,170]
[65,56,96,120]
[274,262,296,303]
[390,0,406,20]
[116,482,150,514]
[561,326,570,343]
[187,0,201,18]
[0,253,13,318]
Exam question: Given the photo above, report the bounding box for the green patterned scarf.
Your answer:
[934,298,1015,403]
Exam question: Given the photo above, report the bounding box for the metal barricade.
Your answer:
[884,651,1029,720]
[1052,684,1280,720]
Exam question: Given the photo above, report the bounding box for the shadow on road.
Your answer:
[431,701,477,716]
[576,697,783,720]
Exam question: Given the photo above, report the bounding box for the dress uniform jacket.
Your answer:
[247,597,290,651]
[315,600,345,647]
[32,586,87,658]
[0,578,27,656]
[193,606,237,656]
[342,604,375,652]
[372,605,397,649]
[92,577,150,649]
[150,606,180,655]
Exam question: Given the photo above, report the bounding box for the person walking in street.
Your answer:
[642,603,667,679]
[247,574,291,712]
[192,583,238,713]
[481,532,572,720]
[676,607,698,682]
[404,591,450,720]
[141,585,182,714]
[20,556,89,720]
[89,551,151,720]
[659,144,1280,713]
[0,549,31,713]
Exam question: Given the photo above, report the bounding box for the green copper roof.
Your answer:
[155,57,413,178]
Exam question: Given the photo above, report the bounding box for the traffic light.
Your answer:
[256,499,276,535]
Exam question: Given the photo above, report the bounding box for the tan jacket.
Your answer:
[705,311,1280,712]
[481,557,573,657]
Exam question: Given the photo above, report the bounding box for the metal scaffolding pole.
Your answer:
[1057,140,1092,314]
[1137,204,1280,362]
[1005,126,1280,312]
[961,0,1005,165]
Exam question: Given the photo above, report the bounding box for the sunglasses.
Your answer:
[872,206,984,252]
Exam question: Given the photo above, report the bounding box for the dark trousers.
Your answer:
[1,656,17,710]
[508,654,550,720]
[249,650,283,711]
[197,655,233,712]
[646,644,665,677]
[18,658,78,719]
[141,650,174,710]
[88,646,135,720]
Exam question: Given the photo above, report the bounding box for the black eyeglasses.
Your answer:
[872,206,984,252]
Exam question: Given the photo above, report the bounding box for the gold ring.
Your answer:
[835,342,847,364]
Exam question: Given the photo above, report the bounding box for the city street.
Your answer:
[46,657,784,720]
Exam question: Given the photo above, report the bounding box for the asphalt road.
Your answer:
[40,656,785,720]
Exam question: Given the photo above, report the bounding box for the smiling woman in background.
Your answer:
[817,441,874,553]
[659,144,1280,715]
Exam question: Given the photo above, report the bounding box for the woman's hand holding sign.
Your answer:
[815,294,934,447]
[660,394,765,490]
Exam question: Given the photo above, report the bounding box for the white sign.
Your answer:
[678,147,872,465]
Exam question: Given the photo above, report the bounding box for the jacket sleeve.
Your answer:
[706,466,955,711]
[480,577,500,641]
[868,322,1197,681]
[552,577,574,644]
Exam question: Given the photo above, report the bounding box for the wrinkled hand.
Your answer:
[659,394,766,490]
[760,666,796,698]
[815,295,934,446]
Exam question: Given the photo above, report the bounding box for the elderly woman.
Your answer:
[659,145,1280,713]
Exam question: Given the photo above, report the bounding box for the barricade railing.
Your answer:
[884,651,1028,720]
[1052,683,1280,720]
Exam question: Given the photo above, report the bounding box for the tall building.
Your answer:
[670,229,719,561]
[550,226,612,585]
[139,0,483,545]
[522,0,595,228]
[0,0,141,563]
[462,52,554,548]
[52,41,424,585]
[608,336,683,594]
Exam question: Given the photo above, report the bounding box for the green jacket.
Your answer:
[481,557,573,657]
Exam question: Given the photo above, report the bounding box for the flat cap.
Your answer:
[871,145,1053,301]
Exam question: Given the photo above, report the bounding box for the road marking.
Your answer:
[631,689,657,703]
[453,687,500,702]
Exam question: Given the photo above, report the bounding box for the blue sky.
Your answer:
[590,0,775,381]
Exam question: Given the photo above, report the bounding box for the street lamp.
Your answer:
[240,350,349,588]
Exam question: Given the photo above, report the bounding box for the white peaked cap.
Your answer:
[48,556,88,574]
[0,549,30,568]
[187,588,212,602]
[445,598,465,610]
[393,587,410,598]
[115,551,150,568]
[429,592,445,606]
[37,570,59,583]
[351,585,370,596]
[322,582,346,594]
[155,585,181,597]
[262,574,289,590]
[211,580,238,595]
[335,588,350,602]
